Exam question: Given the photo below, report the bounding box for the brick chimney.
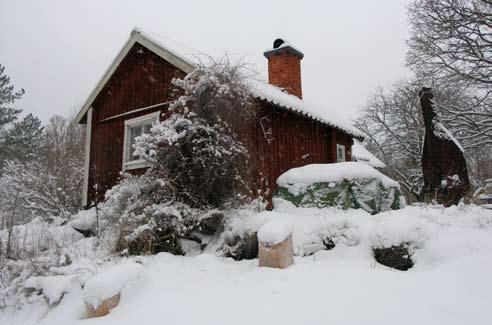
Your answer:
[264,38,304,99]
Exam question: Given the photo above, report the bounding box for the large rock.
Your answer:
[276,162,404,214]
[223,232,258,260]
[373,244,414,271]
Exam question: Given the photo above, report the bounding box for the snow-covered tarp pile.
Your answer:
[2,203,492,325]
[276,162,404,214]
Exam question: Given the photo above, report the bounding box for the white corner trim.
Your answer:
[75,29,195,124]
[122,111,160,171]
[82,107,93,207]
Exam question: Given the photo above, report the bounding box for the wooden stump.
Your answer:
[85,293,121,318]
[259,234,294,269]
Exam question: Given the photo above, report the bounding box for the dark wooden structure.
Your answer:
[419,87,470,206]
[76,30,357,206]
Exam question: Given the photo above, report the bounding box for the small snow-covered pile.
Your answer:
[24,275,80,305]
[276,162,404,214]
[69,208,97,233]
[83,262,144,309]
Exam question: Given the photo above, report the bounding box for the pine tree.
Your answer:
[3,114,43,162]
[0,64,24,160]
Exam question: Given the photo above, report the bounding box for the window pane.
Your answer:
[129,126,142,161]
[143,124,152,134]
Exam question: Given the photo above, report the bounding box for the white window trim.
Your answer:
[336,144,346,162]
[122,111,160,171]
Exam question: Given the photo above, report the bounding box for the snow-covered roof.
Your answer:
[75,28,364,138]
[351,140,386,168]
[250,81,363,138]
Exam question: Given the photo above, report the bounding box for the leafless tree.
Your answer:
[407,0,492,88]
[407,0,492,149]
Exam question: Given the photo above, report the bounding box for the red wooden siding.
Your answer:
[245,102,353,199]
[87,43,185,204]
[85,43,354,205]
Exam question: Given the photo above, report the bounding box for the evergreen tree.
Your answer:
[0,64,24,161]
[3,114,43,162]
[0,64,24,134]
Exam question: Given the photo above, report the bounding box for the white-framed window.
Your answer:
[122,111,160,170]
[336,144,346,162]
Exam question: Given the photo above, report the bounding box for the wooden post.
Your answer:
[259,234,294,269]
[85,293,121,318]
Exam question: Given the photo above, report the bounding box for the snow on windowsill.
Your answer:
[124,159,151,171]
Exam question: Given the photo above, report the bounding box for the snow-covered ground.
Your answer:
[1,203,492,325]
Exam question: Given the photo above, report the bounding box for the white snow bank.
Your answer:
[2,204,492,325]
[351,140,386,168]
[69,208,97,231]
[258,218,293,246]
[83,263,144,309]
[277,162,399,191]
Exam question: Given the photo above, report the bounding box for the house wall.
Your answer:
[85,43,353,205]
[87,43,185,204]
[240,101,353,200]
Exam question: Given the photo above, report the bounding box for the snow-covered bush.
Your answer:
[102,60,255,255]
[0,115,84,229]
[276,162,405,214]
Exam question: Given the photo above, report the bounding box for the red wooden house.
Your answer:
[76,29,363,206]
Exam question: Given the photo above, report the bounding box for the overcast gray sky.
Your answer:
[0,0,411,123]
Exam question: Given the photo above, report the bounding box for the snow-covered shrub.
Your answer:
[102,60,255,255]
[0,115,84,229]
[134,59,253,209]
[276,162,405,214]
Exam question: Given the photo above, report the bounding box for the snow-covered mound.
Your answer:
[24,275,80,305]
[69,208,97,232]
[276,162,403,214]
